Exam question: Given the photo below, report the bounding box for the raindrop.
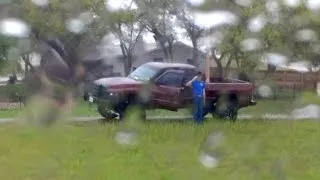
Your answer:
[115,130,138,146]
[240,38,262,51]
[7,47,20,61]
[65,18,85,34]
[266,0,281,13]
[264,53,288,66]
[0,18,30,38]
[138,84,153,103]
[200,31,225,48]
[257,84,273,98]
[202,131,224,150]
[185,0,205,6]
[306,0,320,11]
[199,152,219,168]
[292,104,320,119]
[295,29,318,42]
[193,11,240,29]
[199,131,223,168]
[106,0,137,11]
[233,0,253,7]
[31,0,48,7]
[247,14,267,32]
[283,0,301,8]
[79,11,94,25]
[312,43,320,54]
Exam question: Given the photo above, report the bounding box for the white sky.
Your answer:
[106,0,193,46]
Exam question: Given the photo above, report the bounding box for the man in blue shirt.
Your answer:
[186,71,206,124]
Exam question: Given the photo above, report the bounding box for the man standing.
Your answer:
[186,71,206,124]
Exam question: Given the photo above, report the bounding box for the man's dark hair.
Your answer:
[197,71,202,76]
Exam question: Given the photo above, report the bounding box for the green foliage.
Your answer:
[0,83,27,102]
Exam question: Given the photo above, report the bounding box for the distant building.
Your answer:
[103,40,207,76]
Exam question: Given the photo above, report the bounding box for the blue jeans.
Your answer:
[193,95,204,124]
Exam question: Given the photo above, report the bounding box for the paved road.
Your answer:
[0,113,316,125]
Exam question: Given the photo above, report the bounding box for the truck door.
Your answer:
[180,69,197,106]
[152,70,185,110]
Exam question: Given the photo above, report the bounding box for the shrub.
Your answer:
[0,83,27,102]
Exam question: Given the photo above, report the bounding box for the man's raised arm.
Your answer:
[185,76,197,86]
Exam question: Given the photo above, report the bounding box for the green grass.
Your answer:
[0,99,297,118]
[0,120,320,179]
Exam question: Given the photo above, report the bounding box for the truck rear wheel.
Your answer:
[213,95,238,121]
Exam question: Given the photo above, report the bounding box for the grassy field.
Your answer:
[0,99,298,119]
[0,120,320,179]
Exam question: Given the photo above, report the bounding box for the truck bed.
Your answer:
[205,78,253,92]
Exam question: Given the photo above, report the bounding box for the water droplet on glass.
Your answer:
[247,14,267,32]
[106,0,137,11]
[306,0,320,11]
[185,0,205,6]
[264,53,288,66]
[283,0,301,8]
[240,38,262,51]
[295,29,318,42]
[200,31,225,48]
[138,84,152,103]
[115,130,138,146]
[79,11,94,25]
[193,11,239,29]
[233,0,252,7]
[292,104,320,119]
[312,43,320,54]
[203,131,224,150]
[271,158,287,179]
[31,0,48,7]
[65,18,85,34]
[257,84,273,98]
[0,18,30,38]
[199,152,219,168]
[266,0,281,13]
[199,131,223,168]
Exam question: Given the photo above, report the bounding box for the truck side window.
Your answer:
[184,69,197,81]
[157,72,184,87]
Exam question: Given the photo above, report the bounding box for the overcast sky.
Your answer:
[106,0,193,46]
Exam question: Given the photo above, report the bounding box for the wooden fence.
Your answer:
[210,67,320,99]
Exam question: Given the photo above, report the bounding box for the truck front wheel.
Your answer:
[97,102,118,120]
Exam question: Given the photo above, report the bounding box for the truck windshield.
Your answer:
[128,65,159,82]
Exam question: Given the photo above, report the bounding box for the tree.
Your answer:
[191,0,320,80]
[176,4,204,66]
[135,0,178,61]
[13,0,105,70]
[107,6,145,76]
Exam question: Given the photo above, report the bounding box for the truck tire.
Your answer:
[114,99,147,121]
[213,95,238,121]
[97,103,118,119]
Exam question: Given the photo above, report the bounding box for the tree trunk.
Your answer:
[211,49,223,80]
[120,43,128,76]
[224,55,233,78]
[152,29,169,60]
[126,54,133,76]
[159,41,169,60]
[191,39,199,67]
[168,43,173,62]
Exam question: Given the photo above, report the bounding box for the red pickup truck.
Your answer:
[87,62,256,121]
